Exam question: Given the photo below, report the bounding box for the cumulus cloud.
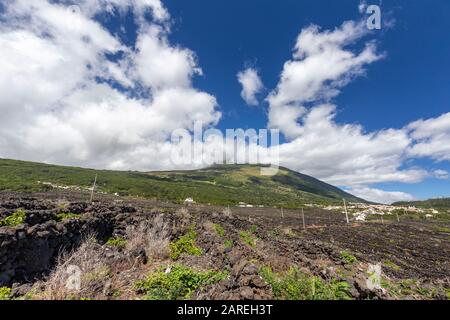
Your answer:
[346,186,416,204]
[0,0,220,170]
[267,20,382,139]
[237,68,264,106]
[407,112,450,161]
[275,104,427,186]
[263,20,428,187]
[433,169,449,180]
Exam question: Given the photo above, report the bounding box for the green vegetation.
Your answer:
[169,230,203,260]
[0,159,365,208]
[436,227,450,233]
[340,251,357,265]
[135,265,228,300]
[239,230,256,247]
[268,229,281,238]
[394,198,450,211]
[260,266,352,300]
[213,223,225,237]
[223,239,233,249]
[0,209,26,227]
[106,237,127,249]
[384,260,401,272]
[381,278,439,299]
[56,212,82,222]
[0,287,11,300]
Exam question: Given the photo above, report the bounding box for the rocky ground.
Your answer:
[0,191,449,300]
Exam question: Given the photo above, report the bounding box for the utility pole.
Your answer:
[343,198,349,224]
[281,208,284,219]
[395,211,400,223]
[302,207,306,230]
[90,173,97,203]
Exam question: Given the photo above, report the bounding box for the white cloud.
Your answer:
[0,0,220,170]
[433,169,449,180]
[267,20,382,139]
[237,68,264,106]
[407,112,450,161]
[346,186,416,204]
[274,104,427,186]
[263,21,427,187]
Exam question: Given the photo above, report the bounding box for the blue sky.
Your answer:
[0,0,449,203]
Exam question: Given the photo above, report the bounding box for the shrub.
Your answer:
[0,209,26,227]
[260,266,352,300]
[213,224,225,237]
[224,239,233,249]
[106,237,127,249]
[340,251,357,265]
[239,230,256,247]
[170,230,203,260]
[0,287,11,300]
[135,265,228,300]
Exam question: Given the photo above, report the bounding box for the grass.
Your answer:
[213,223,225,237]
[260,266,352,300]
[340,251,357,265]
[0,209,26,227]
[106,237,127,249]
[169,230,203,260]
[436,227,450,233]
[0,287,11,300]
[239,230,256,247]
[381,277,439,299]
[135,265,228,300]
[56,212,82,222]
[384,260,402,271]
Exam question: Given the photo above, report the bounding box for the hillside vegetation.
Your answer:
[393,198,450,211]
[0,159,364,208]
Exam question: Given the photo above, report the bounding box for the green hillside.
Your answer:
[393,198,450,211]
[0,159,365,208]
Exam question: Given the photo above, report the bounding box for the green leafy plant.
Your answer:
[0,209,26,227]
[169,230,203,260]
[56,212,82,222]
[213,223,225,237]
[135,265,228,300]
[0,287,11,300]
[239,230,256,247]
[106,237,127,248]
[224,239,233,249]
[340,251,357,265]
[260,266,352,300]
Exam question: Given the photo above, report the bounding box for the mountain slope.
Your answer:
[0,159,365,207]
[393,198,450,210]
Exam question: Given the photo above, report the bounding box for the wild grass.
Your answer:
[135,265,228,300]
[260,266,352,300]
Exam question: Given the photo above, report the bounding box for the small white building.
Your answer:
[184,197,196,205]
